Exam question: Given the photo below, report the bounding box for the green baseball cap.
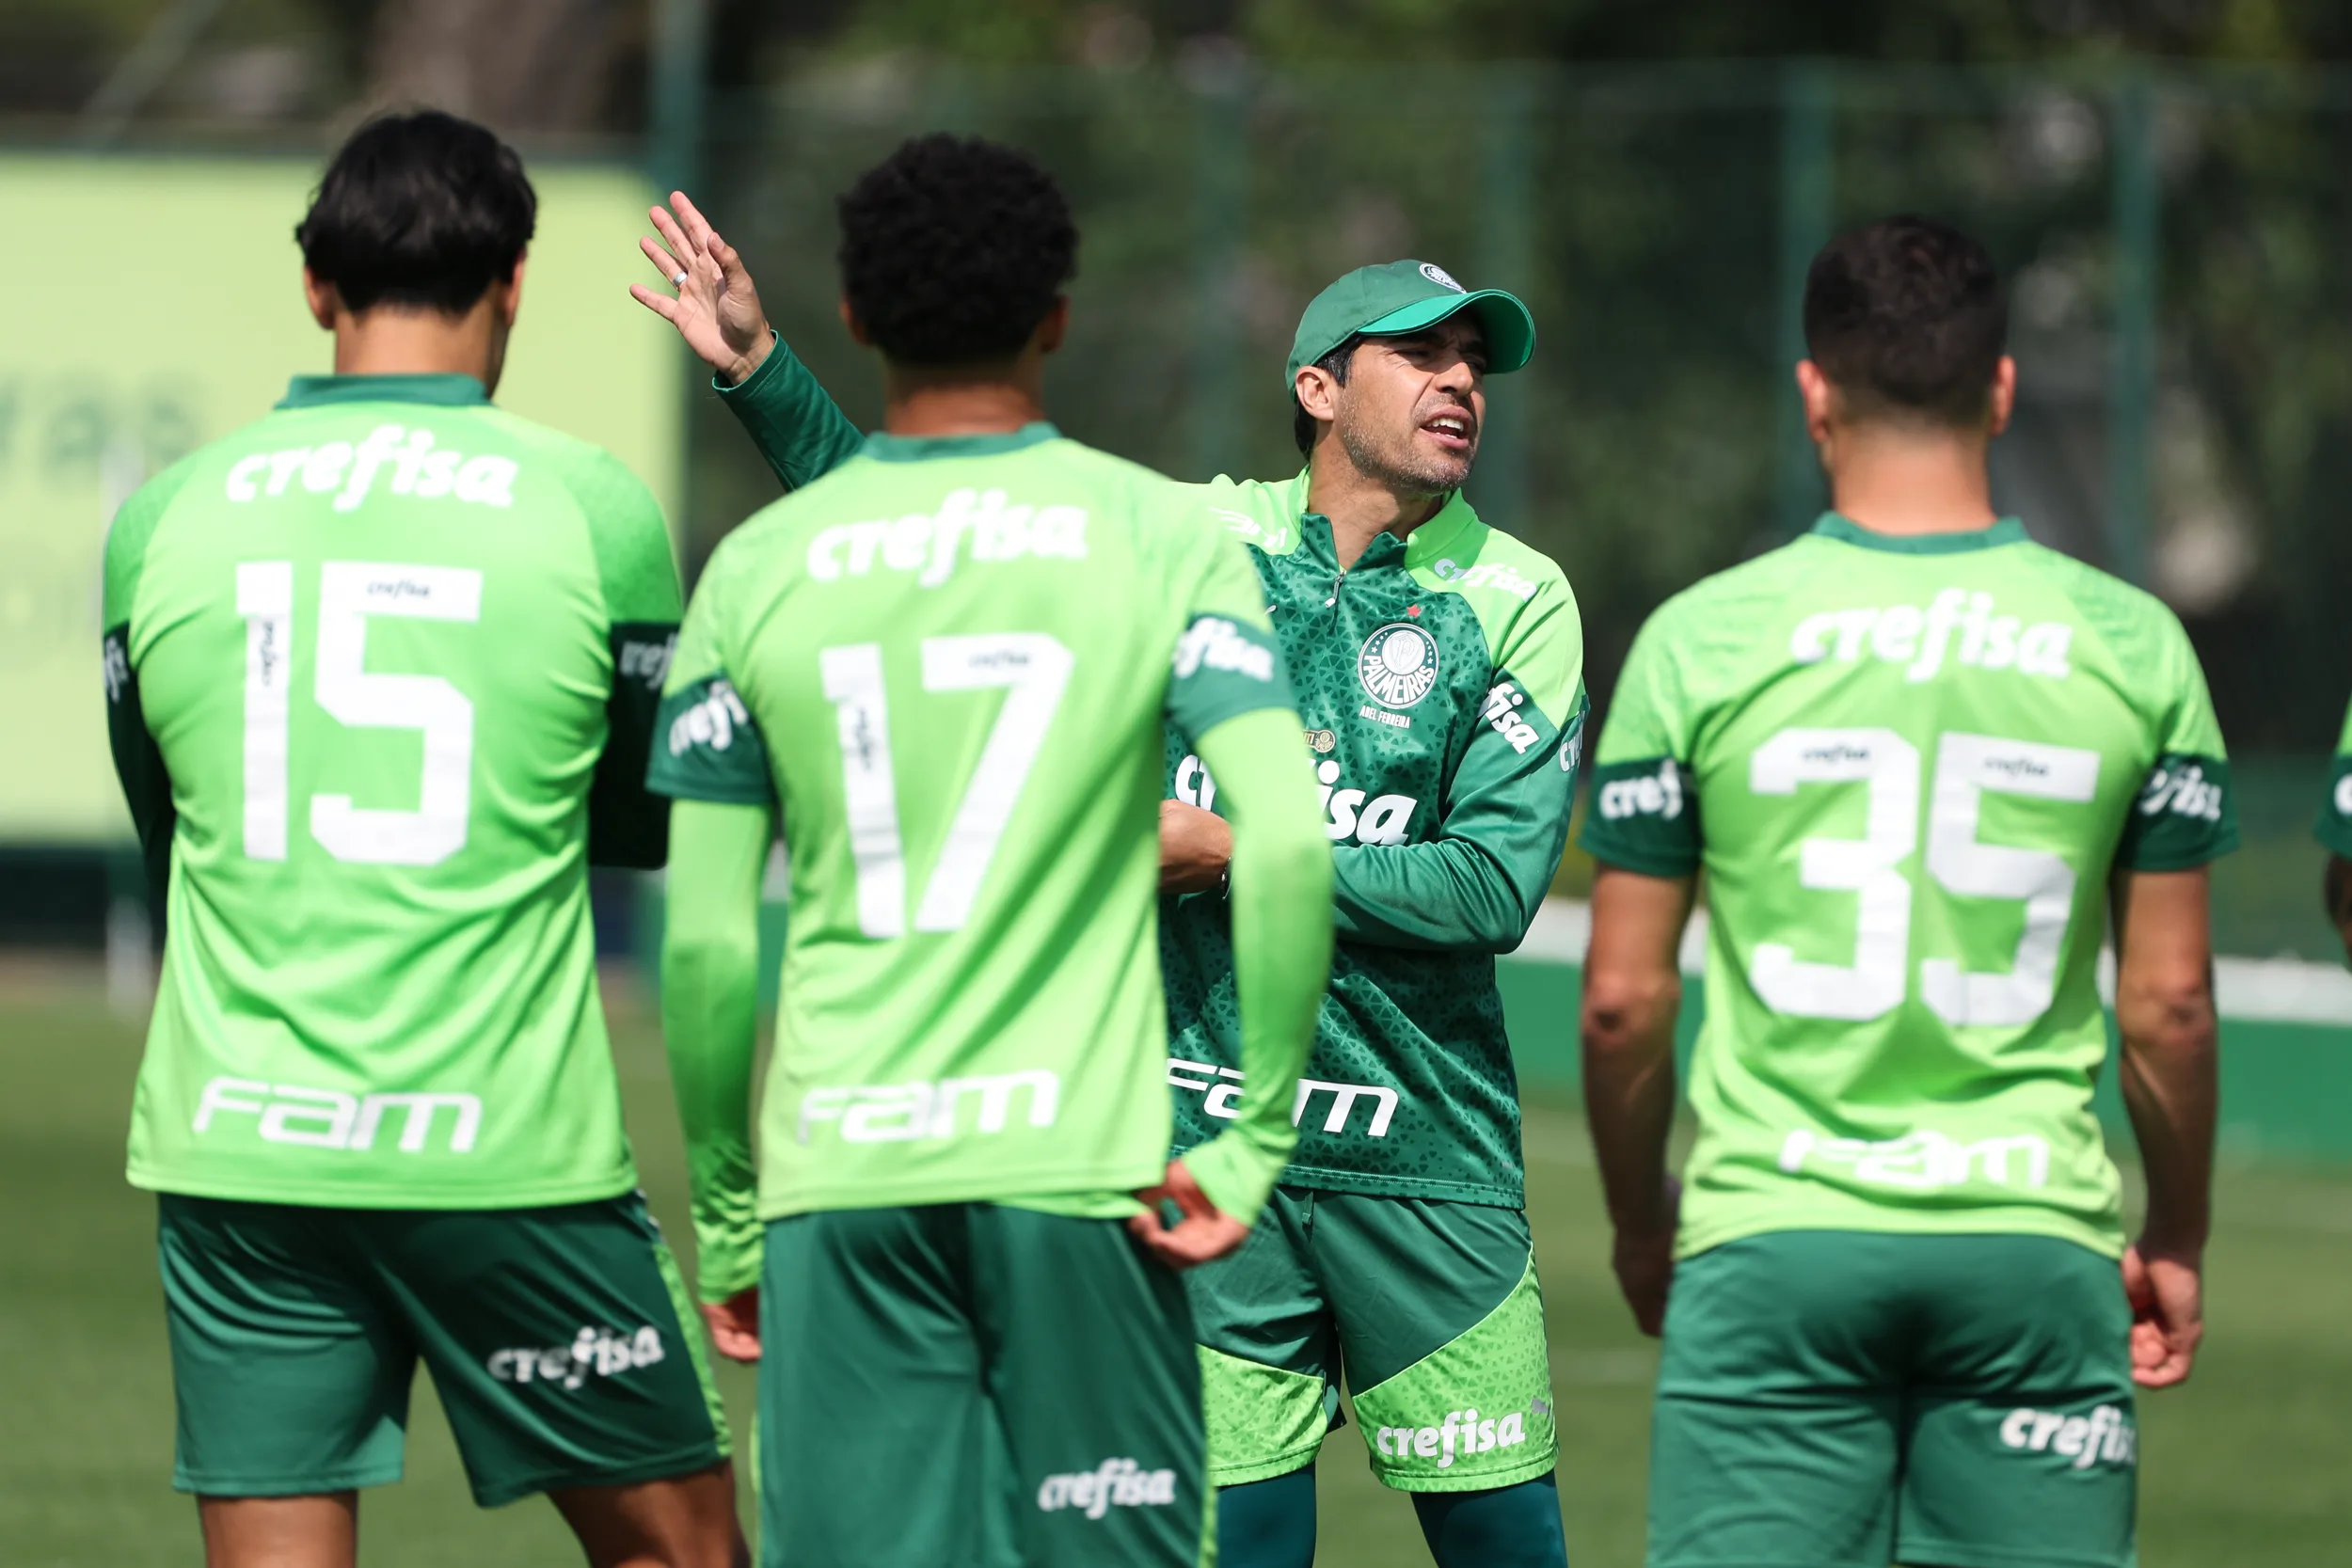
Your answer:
[1284,259,1536,398]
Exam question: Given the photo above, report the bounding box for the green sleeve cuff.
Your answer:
[2315,758,2352,859]
[1181,1132,1285,1227]
[715,330,866,492]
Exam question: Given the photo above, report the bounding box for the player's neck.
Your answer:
[1820,422,1998,537]
[329,301,506,392]
[881,356,1048,437]
[1305,449,1448,571]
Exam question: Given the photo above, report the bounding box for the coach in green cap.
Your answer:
[631,182,1585,1568]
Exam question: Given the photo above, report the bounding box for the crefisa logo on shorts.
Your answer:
[1999,1404,2137,1469]
[1374,1406,1532,1469]
[1035,1457,1178,1518]
[488,1324,666,1391]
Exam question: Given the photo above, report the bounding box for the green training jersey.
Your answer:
[103,373,682,1209]
[2315,696,2352,857]
[1580,515,2238,1259]
[646,425,1304,1219]
[707,348,1589,1210]
[1161,476,1586,1207]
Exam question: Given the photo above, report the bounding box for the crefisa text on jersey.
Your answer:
[1790,588,2074,682]
[223,423,518,512]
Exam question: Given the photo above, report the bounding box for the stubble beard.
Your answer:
[1337,404,1476,499]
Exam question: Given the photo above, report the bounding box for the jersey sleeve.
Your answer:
[718,331,866,493]
[2114,610,2239,871]
[559,446,687,868]
[1163,504,1298,746]
[102,458,199,903]
[2319,697,2352,859]
[1328,577,1588,952]
[1577,599,1704,878]
[646,548,778,808]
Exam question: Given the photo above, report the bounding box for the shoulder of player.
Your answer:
[470,409,657,506]
[1416,513,1574,610]
[1625,539,1818,667]
[2008,538,2189,655]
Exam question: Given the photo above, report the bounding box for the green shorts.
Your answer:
[1650,1230,2138,1568]
[157,1192,728,1508]
[757,1203,1208,1568]
[1185,1187,1559,1494]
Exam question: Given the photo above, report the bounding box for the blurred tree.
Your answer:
[367,0,635,131]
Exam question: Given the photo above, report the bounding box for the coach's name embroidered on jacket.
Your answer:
[1789,588,2073,683]
[224,423,516,513]
[805,487,1086,588]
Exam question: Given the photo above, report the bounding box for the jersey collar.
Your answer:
[1810,511,2029,554]
[277,373,490,409]
[1297,486,1478,572]
[861,423,1061,463]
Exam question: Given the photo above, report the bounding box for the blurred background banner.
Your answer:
[0,152,679,844]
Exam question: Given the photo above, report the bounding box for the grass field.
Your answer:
[5,965,2348,1567]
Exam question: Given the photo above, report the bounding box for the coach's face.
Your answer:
[1330,318,1488,496]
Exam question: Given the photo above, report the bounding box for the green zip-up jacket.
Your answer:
[714,339,1586,1206]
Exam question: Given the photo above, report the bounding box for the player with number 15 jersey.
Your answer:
[100,114,739,1557]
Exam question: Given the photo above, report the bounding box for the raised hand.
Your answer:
[628,190,775,387]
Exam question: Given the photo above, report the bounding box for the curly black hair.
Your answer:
[1803,214,2007,427]
[837,134,1078,366]
[296,110,536,315]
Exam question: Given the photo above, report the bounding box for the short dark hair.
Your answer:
[296,110,536,315]
[1292,335,1361,453]
[1803,215,2007,427]
[836,135,1078,366]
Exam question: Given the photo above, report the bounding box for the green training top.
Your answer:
[103,373,681,1209]
[711,344,1589,1210]
[1581,515,2238,1260]
[2314,695,2352,857]
[647,424,1329,1226]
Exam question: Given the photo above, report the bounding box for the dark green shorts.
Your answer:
[1650,1230,2138,1568]
[757,1203,1208,1568]
[157,1192,728,1507]
[1185,1187,1559,1493]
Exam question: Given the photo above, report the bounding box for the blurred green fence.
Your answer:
[685,59,2352,962]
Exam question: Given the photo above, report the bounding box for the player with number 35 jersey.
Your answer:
[1580,216,2235,1568]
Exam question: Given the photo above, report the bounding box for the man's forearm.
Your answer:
[1581,984,1680,1237]
[1581,868,1695,1235]
[2117,993,2217,1255]
[717,330,866,491]
[2325,854,2352,967]
[659,800,771,1300]
[1330,837,1540,952]
[1179,708,1332,1226]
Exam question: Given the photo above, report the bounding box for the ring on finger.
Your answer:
[672,270,689,288]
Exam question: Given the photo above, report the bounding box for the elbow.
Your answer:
[2115,971,2217,1058]
[1581,965,1680,1059]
